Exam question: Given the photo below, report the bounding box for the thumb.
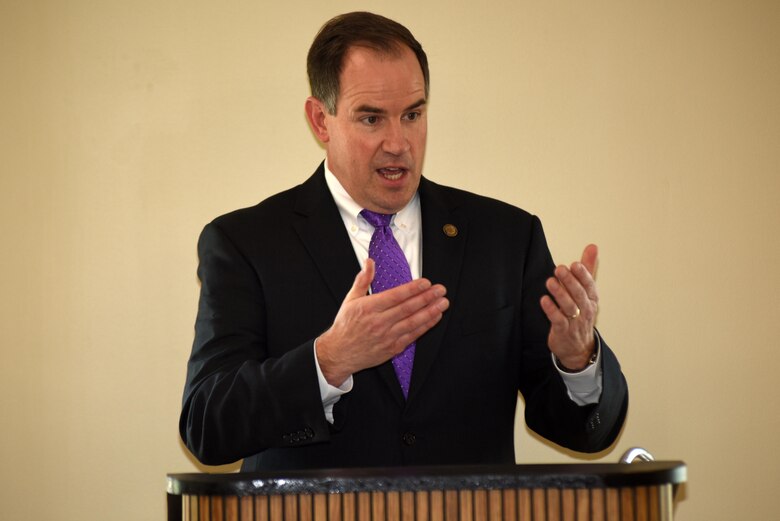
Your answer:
[344,258,375,301]
[580,244,599,278]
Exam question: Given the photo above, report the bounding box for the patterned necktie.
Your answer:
[360,209,415,398]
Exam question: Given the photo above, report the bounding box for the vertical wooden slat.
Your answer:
[487,490,501,521]
[184,495,194,521]
[224,496,238,521]
[546,488,560,521]
[590,489,605,521]
[269,495,283,521]
[195,495,203,521]
[474,489,487,521]
[620,488,634,521]
[371,491,386,521]
[299,493,313,521]
[415,490,430,521]
[240,496,254,521]
[561,489,575,521]
[532,489,546,521]
[575,489,590,521]
[430,490,444,521]
[341,492,357,521]
[502,489,516,521]
[658,484,672,521]
[386,491,400,521]
[211,496,224,521]
[284,494,299,521]
[518,489,532,521]
[443,490,457,521]
[357,492,371,521]
[342,492,356,521]
[606,489,619,521]
[634,487,648,521]
[329,493,343,521]
[401,491,416,521]
[313,494,328,521]
[648,486,659,521]
[199,496,211,521]
[459,490,474,521]
[255,495,269,521]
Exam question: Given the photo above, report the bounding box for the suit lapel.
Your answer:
[291,165,361,306]
[407,178,468,402]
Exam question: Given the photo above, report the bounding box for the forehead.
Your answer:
[337,46,426,110]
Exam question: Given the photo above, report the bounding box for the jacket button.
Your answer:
[402,432,416,446]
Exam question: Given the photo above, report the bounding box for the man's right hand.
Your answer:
[315,259,449,387]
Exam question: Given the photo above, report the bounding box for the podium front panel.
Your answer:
[167,462,686,521]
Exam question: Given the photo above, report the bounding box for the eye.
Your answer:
[362,115,379,125]
[405,111,421,122]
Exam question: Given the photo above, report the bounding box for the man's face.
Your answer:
[311,45,427,214]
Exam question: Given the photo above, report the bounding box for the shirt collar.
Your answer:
[323,161,420,234]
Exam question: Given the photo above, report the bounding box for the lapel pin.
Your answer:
[442,224,458,237]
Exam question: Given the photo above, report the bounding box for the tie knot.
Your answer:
[360,209,393,228]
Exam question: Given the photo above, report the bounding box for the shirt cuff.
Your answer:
[313,340,353,423]
[552,331,604,406]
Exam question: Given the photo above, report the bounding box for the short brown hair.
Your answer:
[307,12,430,114]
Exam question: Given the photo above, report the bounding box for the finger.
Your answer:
[379,285,448,337]
[546,270,581,318]
[344,258,375,302]
[570,261,599,303]
[390,283,447,318]
[370,277,435,313]
[540,294,569,329]
[556,264,596,313]
[580,244,598,278]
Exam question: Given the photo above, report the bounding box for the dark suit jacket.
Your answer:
[180,164,628,470]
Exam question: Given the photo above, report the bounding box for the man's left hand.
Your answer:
[540,244,599,371]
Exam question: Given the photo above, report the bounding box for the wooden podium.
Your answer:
[167,462,686,521]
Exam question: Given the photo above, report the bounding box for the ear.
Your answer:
[305,97,330,143]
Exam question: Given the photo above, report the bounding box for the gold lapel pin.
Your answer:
[442,224,458,237]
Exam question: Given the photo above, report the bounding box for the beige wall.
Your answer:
[2,1,778,519]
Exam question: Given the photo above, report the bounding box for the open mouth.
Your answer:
[377,167,407,181]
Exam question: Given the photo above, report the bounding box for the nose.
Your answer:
[382,121,410,156]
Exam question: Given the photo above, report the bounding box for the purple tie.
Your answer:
[360,209,415,398]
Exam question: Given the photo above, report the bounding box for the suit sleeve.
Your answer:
[518,216,628,453]
[179,222,331,466]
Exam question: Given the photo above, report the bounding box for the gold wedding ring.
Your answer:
[568,307,581,320]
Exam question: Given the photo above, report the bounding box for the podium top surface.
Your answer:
[167,462,686,496]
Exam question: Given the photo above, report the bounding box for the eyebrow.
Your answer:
[354,98,427,114]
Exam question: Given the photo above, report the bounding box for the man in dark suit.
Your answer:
[180,12,627,471]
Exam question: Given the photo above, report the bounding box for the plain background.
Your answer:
[2,1,778,519]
